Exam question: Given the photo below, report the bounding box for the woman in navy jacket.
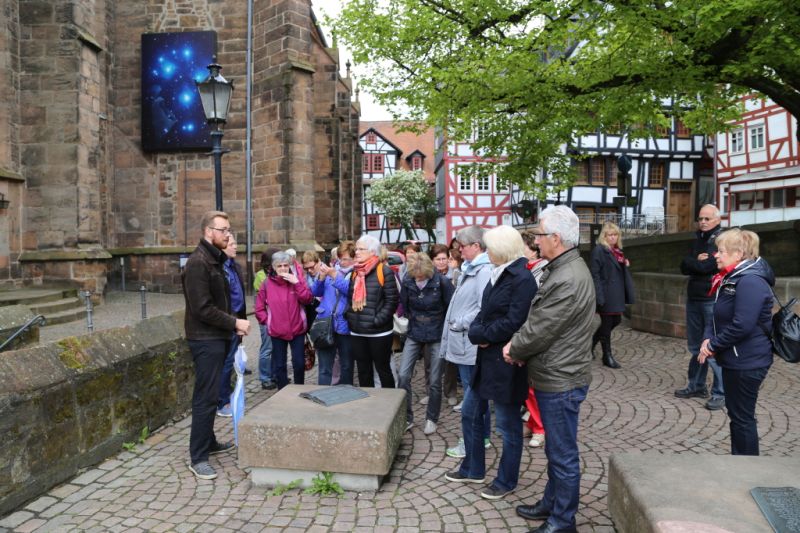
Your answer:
[699,228,774,456]
[590,222,635,369]
[444,225,537,501]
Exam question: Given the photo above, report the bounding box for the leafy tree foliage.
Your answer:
[335,0,800,195]
[365,169,434,241]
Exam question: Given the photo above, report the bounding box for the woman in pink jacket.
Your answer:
[255,251,314,389]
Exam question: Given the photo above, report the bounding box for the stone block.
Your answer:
[608,452,800,533]
[238,384,406,490]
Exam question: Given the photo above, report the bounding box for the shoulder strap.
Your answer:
[377,264,385,286]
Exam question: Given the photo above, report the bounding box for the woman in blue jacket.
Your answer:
[699,228,774,456]
[444,225,537,501]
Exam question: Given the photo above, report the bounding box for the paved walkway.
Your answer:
[3,294,800,532]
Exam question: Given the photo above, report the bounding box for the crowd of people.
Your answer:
[182,203,776,533]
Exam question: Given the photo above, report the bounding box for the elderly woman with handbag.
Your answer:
[254,251,314,389]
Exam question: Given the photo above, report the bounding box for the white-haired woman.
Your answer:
[342,235,399,387]
[446,225,537,501]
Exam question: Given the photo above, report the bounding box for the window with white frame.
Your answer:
[458,168,472,191]
[749,124,765,151]
[730,129,745,153]
[476,174,490,191]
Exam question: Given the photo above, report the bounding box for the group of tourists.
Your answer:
[181,202,777,533]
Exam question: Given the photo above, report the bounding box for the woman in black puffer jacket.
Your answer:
[342,235,399,388]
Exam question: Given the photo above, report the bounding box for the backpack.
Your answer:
[760,291,800,364]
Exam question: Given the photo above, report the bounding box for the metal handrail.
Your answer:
[0,314,47,352]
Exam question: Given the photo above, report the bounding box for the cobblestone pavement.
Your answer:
[4,300,800,532]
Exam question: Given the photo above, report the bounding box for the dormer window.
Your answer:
[412,155,422,171]
[366,132,377,144]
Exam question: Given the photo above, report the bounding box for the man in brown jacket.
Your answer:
[182,211,251,480]
[503,205,595,533]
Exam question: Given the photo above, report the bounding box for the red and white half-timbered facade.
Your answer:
[434,133,513,242]
[715,97,800,226]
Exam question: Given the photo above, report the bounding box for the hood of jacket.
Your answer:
[722,257,775,290]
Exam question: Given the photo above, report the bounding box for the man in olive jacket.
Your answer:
[503,205,595,533]
[182,211,251,481]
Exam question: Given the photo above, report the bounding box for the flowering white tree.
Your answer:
[365,169,435,242]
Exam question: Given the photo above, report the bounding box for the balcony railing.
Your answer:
[577,213,677,242]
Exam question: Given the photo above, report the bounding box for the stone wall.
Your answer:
[0,311,192,516]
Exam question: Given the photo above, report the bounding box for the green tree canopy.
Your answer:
[365,169,434,241]
[335,0,800,195]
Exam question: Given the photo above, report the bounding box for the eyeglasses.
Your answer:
[697,217,714,222]
[208,226,233,235]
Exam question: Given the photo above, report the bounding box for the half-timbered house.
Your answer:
[714,97,800,226]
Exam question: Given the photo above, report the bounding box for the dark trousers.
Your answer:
[188,338,229,465]
[722,366,769,456]
[271,335,305,389]
[217,332,240,409]
[442,361,458,398]
[592,314,621,355]
[350,334,395,388]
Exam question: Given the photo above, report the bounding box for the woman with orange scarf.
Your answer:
[342,235,399,388]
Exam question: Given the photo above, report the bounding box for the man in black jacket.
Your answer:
[182,211,251,480]
[676,204,725,411]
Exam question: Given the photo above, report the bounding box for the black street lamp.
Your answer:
[196,57,234,211]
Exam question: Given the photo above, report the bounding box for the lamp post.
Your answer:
[196,57,234,211]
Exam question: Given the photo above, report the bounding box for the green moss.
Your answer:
[57,337,91,370]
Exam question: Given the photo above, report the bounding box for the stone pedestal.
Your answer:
[608,452,800,533]
[238,384,406,491]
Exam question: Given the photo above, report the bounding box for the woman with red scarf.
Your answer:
[342,235,399,388]
[590,222,635,369]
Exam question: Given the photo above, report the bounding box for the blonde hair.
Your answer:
[201,210,228,232]
[716,228,759,260]
[483,225,526,264]
[302,250,319,263]
[405,251,435,279]
[598,221,623,249]
[338,240,356,259]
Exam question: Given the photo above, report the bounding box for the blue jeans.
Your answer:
[271,335,305,389]
[258,324,273,384]
[397,339,443,423]
[217,332,240,409]
[535,386,588,531]
[317,333,354,386]
[722,366,769,456]
[686,300,724,397]
[459,387,522,491]
[455,363,490,438]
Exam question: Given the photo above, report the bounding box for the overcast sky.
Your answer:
[312,0,398,122]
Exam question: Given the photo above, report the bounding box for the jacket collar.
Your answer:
[545,247,580,271]
[199,238,226,265]
[697,224,722,240]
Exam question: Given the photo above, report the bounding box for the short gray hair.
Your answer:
[539,205,580,248]
[483,225,525,264]
[271,251,291,267]
[356,234,382,256]
[700,204,720,218]
[455,225,486,251]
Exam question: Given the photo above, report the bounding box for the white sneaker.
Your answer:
[529,434,545,447]
[521,411,530,422]
[447,396,458,406]
[453,401,463,412]
[419,395,429,405]
[423,420,437,435]
[405,421,414,432]
[446,438,466,458]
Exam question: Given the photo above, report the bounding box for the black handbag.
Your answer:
[759,291,800,364]
[308,292,339,349]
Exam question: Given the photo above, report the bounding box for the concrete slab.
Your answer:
[238,384,406,490]
[608,452,800,533]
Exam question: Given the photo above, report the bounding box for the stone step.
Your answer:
[29,297,85,316]
[0,288,78,307]
[41,307,88,326]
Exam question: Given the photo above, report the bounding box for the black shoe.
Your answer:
[517,501,551,520]
[602,353,621,369]
[705,396,725,410]
[261,381,277,390]
[244,369,253,375]
[674,387,709,399]
[209,441,235,455]
[528,523,577,533]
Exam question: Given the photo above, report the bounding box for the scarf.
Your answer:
[352,255,381,312]
[610,246,626,264]
[708,262,738,297]
[526,258,545,271]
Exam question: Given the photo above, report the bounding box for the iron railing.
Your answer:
[0,314,46,352]
[578,213,677,241]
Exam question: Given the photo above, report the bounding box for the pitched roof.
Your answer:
[360,121,435,180]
